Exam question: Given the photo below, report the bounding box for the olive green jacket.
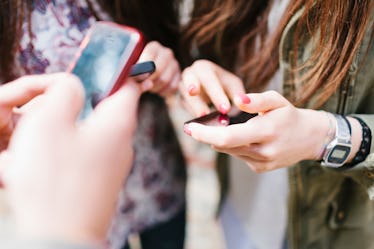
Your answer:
[279,8,374,249]
[218,8,374,249]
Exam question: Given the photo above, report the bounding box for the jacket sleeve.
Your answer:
[341,35,374,199]
[346,86,374,200]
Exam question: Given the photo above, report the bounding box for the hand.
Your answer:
[137,41,181,97]
[184,90,332,172]
[180,60,246,116]
[0,73,141,245]
[0,77,54,152]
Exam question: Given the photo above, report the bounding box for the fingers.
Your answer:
[86,78,141,140]
[33,73,85,125]
[180,60,246,116]
[187,60,231,113]
[138,41,181,96]
[137,41,159,63]
[217,68,246,102]
[2,73,84,127]
[234,90,290,114]
[180,67,210,116]
[184,120,271,148]
[159,73,180,97]
[0,75,52,108]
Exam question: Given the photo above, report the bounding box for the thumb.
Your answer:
[234,90,290,114]
[85,78,142,140]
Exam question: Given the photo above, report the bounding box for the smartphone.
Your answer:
[184,110,257,126]
[129,61,156,77]
[67,21,144,118]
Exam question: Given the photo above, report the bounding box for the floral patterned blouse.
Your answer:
[17,1,186,248]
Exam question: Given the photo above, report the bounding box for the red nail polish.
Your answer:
[239,94,251,104]
[218,114,230,126]
[183,124,192,136]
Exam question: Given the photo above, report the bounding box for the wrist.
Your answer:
[303,110,336,161]
[346,116,362,163]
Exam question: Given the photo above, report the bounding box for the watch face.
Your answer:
[328,145,351,164]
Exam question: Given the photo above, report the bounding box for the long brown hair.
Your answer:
[0,0,180,83]
[0,0,32,82]
[182,0,374,107]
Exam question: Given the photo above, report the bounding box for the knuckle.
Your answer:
[216,133,234,148]
[164,47,174,57]
[261,148,277,161]
[192,59,211,69]
[266,90,279,97]
[262,125,277,140]
[148,41,161,48]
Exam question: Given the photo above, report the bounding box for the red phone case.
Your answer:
[67,21,145,98]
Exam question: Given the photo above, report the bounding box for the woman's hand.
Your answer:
[137,41,181,97]
[0,77,53,151]
[184,90,331,172]
[0,73,141,245]
[180,60,246,116]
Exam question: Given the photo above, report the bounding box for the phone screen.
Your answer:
[69,22,143,118]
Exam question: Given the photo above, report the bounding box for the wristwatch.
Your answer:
[322,114,352,168]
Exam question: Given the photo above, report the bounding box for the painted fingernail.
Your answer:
[218,114,230,126]
[218,103,230,114]
[238,94,251,104]
[188,85,196,95]
[183,124,192,136]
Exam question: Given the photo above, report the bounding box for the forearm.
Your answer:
[2,239,104,249]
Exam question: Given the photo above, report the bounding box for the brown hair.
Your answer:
[0,0,32,82]
[182,0,374,107]
[0,0,180,82]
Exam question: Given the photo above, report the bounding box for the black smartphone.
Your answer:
[184,110,257,126]
[129,61,156,77]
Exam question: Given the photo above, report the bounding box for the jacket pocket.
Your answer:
[327,178,374,229]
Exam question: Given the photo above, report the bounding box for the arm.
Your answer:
[183,90,366,172]
[0,73,142,247]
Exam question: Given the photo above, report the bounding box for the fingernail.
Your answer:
[218,114,230,126]
[238,94,251,104]
[188,85,196,95]
[218,103,230,114]
[183,124,192,136]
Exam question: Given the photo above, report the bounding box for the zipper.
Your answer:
[336,50,360,114]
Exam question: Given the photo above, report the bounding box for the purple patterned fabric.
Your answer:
[17,1,186,248]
